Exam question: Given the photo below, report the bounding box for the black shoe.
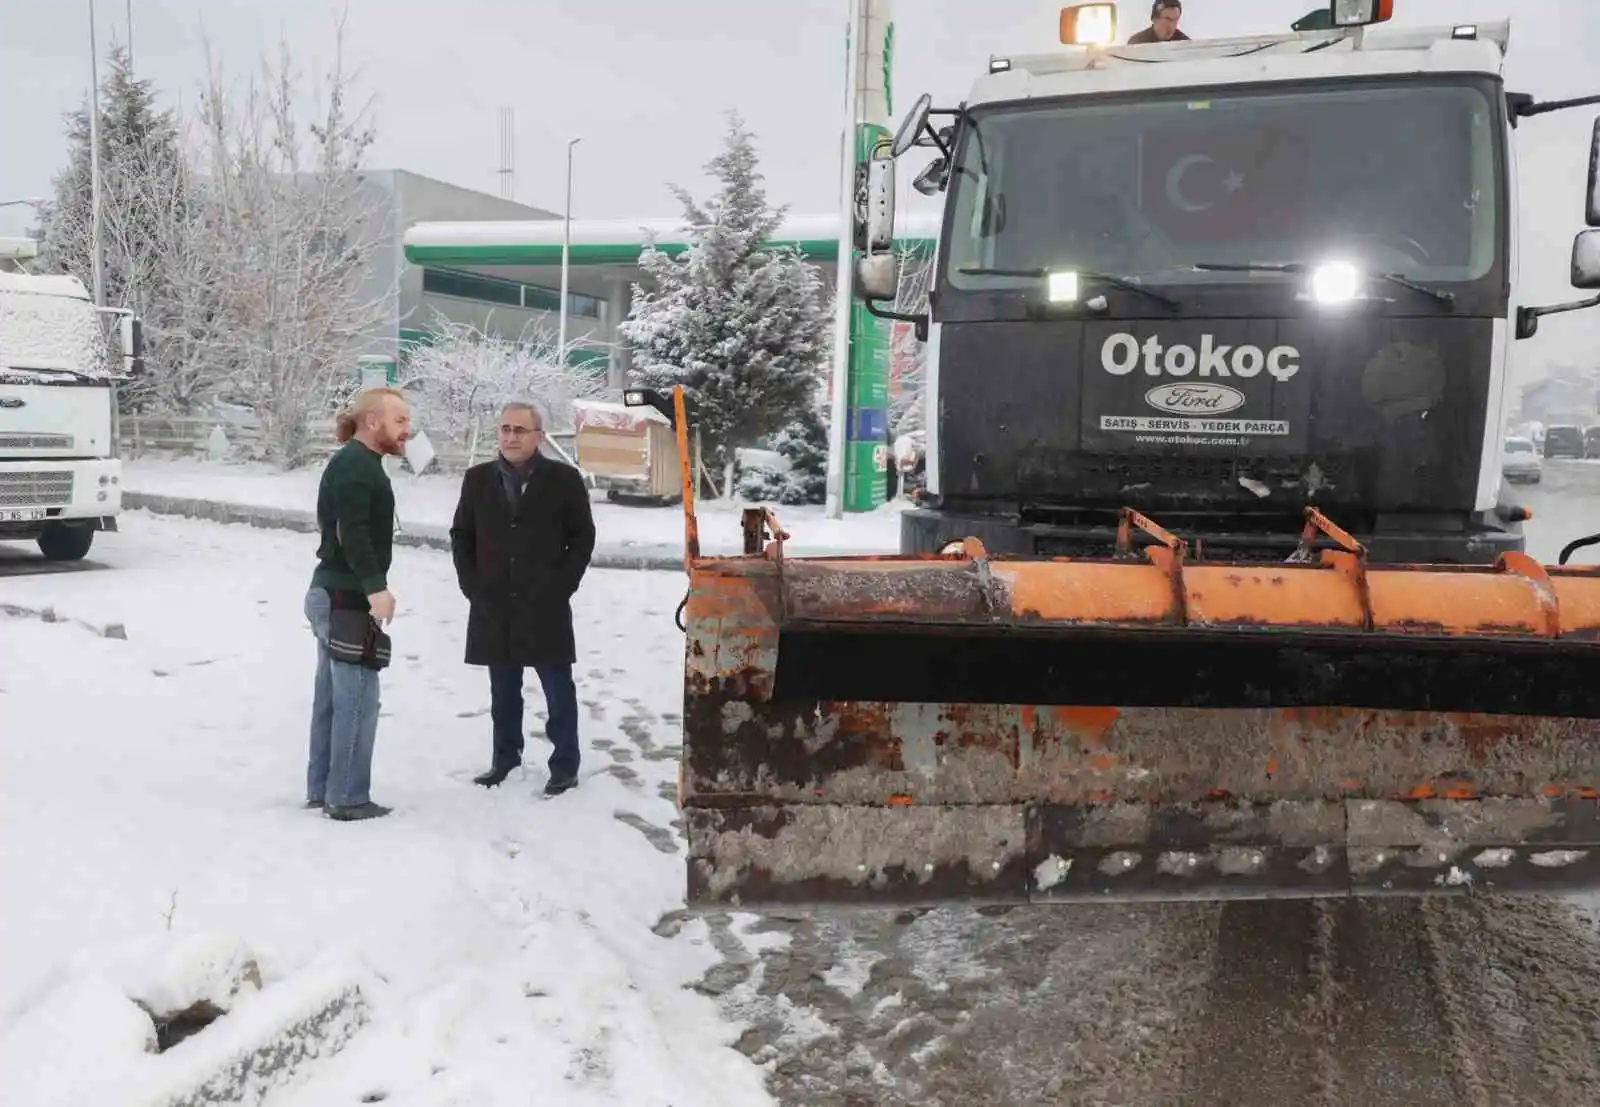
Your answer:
[325,802,392,821]
[304,799,324,810]
[474,764,519,788]
[543,773,578,797]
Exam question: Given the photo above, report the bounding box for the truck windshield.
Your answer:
[942,80,1499,295]
[0,286,109,377]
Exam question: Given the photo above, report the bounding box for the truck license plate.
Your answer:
[0,508,46,522]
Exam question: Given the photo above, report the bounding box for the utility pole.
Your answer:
[825,0,866,519]
[88,0,105,309]
[126,0,133,68]
[558,136,582,362]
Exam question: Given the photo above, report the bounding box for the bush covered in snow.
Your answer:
[399,314,606,451]
[737,402,828,506]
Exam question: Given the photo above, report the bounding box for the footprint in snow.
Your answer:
[613,811,678,854]
[604,764,644,792]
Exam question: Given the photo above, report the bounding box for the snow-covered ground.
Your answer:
[121,458,904,558]
[8,468,1600,1105]
[0,512,774,1106]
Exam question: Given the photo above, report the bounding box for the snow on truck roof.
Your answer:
[0,272,109,377]
[0,272,92,300]
[973,21,1510,106]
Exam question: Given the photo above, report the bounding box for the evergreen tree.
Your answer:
[619,112,833,494]
[35,44,191,411]
[737,396,828,505]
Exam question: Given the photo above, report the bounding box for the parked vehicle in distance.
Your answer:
[1543,424,1585,459]
[1582,426,1600,458]
[0,272,143,561]
[1502,435,1542,484]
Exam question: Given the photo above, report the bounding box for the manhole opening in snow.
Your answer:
[148,1000,226,1052]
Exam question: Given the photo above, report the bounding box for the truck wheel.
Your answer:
[37,522,95,562]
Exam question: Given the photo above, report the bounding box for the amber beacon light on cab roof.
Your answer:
[628,0,1600,910]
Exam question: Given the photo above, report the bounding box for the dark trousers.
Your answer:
[488,663,580,779]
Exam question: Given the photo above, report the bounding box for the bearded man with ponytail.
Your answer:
[303,387,411,821]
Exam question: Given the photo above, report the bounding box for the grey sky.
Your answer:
[3,0,1597,373]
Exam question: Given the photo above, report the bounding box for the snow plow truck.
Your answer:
[646,1,1600,908]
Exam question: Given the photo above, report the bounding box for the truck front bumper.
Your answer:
[900,506,1524,567]
[0,458,123,530]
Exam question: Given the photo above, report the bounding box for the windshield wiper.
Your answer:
[1189,261,1455,307]
[957,266,1182,312]
[1,364,101,381]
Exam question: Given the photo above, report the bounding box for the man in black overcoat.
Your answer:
[449,400,596,795]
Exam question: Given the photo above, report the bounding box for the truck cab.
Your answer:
[853,2,1600,564]
[0,272,141,561]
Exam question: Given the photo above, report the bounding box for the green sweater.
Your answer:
[310,439,395,601]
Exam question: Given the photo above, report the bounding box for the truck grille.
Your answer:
[0,471,73,507]
[1080,453,1350,484]
[0,433,73,450]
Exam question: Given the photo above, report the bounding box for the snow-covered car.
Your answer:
[1502,436,1542,484]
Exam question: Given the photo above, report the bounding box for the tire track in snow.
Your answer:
[691,895,1600,1106]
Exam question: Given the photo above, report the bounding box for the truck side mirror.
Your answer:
[1587,117,1600,227]
[913,159,950,196]
[891,93,933,158]
[864,152,895,254]
[1572,228,1600,289]
[854,253,898,302]
[1516,230,1600,338]
[120,315,145,376]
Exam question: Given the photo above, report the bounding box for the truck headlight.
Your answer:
[1311,262,1360,304]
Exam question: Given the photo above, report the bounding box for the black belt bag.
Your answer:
[326,591,391,671]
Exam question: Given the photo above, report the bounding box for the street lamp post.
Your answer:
[87,0,106,308]
[558,137,582,364]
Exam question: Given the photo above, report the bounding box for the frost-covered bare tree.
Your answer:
[888,242,934,439]
[34,43,203,412]
[399,313,607,458]
[191,20,394,466]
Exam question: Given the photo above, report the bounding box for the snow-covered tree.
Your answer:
[34,43,197,412]
[619,112,833,495]
[399,313,607,457]
[33,20,392,447]
[189,24,396,466]
[737,397,828,506]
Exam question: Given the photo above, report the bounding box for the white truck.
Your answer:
[0,271,143,561]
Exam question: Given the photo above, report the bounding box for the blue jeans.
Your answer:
[489,663,579,779]
[304,587,382,807]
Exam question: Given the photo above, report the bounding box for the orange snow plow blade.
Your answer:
[678,506,1600,908]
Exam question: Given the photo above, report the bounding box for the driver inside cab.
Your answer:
[1129,0,1191,43]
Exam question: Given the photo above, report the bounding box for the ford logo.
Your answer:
[0,398,22,409]
[1144,382,1245,415]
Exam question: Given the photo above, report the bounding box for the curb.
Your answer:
[123,492,687,571]
[121,492,887,570]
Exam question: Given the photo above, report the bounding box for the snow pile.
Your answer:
[0,974,160,1106]
[0,273,109,378]
[0,931,365,1107]
[70,931,264,1026]
[0,514,780,1105]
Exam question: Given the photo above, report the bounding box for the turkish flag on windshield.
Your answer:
[1138,121,1311,244]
